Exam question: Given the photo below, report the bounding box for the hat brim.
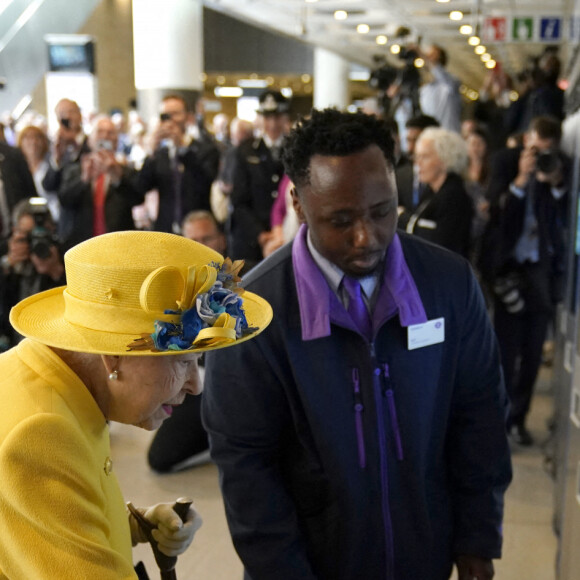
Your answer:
[10,286,273,356]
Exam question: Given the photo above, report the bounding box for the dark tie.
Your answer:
[343,276,372,340]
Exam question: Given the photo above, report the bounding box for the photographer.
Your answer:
[418,44,462,133]
[136,95,220,234]
[482,115,570,446]
[42,99,90,193]
[0,198,64,349]
[57,116,143,250]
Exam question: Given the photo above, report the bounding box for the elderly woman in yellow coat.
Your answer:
[0,230,272,579]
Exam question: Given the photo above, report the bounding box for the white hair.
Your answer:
[417,127,468,176]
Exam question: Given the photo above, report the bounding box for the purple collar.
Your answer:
[292,225,427,341]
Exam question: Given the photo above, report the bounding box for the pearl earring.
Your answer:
[108,370,119,381]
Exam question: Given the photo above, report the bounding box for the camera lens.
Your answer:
[536,150,559,174]
[31,240,52,260]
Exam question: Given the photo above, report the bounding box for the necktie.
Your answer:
[93,174,106,236]
[342,276,372,340]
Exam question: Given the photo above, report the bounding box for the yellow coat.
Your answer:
[0,339,136,579]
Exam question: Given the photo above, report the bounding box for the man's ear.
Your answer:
[291,187,307,224]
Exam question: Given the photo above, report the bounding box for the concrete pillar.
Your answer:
[132,0,204,122]
[313,47,350,110]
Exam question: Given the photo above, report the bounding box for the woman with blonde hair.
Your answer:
[406,127,473,258]
[17,124,60,221]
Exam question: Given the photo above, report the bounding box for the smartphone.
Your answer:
[97,140,114,151]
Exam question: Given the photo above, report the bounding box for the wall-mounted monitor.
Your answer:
[45,35,95,74]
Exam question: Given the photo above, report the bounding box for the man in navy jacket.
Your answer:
[203,109,512,580]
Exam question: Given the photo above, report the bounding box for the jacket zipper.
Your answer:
[373,363,395,580]
[381,363,404,461]
[351,368,366,469]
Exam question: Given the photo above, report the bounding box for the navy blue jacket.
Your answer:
[203,231,512,580]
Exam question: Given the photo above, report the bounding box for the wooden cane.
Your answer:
[128,497,193,580]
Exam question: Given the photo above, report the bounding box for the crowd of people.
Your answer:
[0,39,573,578]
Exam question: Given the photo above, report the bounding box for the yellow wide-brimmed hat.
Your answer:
[10,231,272,356]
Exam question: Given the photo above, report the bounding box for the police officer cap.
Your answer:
[257,90,290,115]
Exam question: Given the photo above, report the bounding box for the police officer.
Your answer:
[227,90,290,268]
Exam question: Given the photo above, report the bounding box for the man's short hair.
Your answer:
[161,94,189,112]
[182,210,220,230]
[405,114,440,131]
[529,115,562,143]
[431,44,448,67]
[281,108,395,190]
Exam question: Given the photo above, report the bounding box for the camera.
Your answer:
[60,118,71,129]
[26,199,58,259]
[493,272,525,314]
[536,149,560,174]
[369,48,421,95]
[160,112,172,122]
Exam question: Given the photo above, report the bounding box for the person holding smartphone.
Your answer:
[42,99,90,194]
[56,116,143,250]
[136,95,220,235]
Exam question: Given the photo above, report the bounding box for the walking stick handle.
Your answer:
[127,497,194,579]
[172,497,193,523]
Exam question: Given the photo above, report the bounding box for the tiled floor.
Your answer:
[111,368,558,580]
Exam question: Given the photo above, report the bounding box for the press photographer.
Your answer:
[0,198,65,349]
[369,46,422,118]
[482,115,570,446]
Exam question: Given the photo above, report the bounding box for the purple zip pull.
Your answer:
[352,368,366,469]
[383,364,404,461]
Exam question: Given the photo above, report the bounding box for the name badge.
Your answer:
[417,218,437,230]
[407,318,444,350]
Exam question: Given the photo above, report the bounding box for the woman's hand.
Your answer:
[129,501,203,557]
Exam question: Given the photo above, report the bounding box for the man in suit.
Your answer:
[0,141,37,241]
[137,95,220,234]
[484,115,570,446]
[227,90,290,268]
[56,116,143,250]
[395,114,439,228]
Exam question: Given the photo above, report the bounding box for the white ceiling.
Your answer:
[204,0,572,91]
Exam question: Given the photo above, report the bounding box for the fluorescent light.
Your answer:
[376,35,388,45]
[349,70,371,81]
[459,25,472,35]
[11,94,32,119]
[237,79,269,88]
[214,87,243,98]
[334,10,347,20]
[449,11,463,21]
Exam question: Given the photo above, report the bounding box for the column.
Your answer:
[313,47,350,110]
[132,0,204,123]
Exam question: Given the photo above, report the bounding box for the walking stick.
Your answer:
[128,497,193,580]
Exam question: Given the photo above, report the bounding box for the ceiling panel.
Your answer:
[204,0,572,93]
